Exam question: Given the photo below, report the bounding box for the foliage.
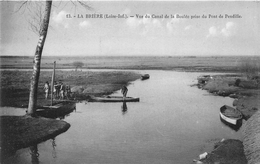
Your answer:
[239,57,260,79]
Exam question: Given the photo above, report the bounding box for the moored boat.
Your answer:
[36,61,76,118]
[36,100,76,118]
[220,105,242,125]
[141,74,150,80]
[89,96,140,102]
[197,75,212,84]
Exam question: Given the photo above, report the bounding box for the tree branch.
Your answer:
[77,0,93,11]
[14,1,28,13]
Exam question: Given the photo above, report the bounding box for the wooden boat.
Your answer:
[220,105,242,125]
[141,74,150,80]
[36,100,76,118]
[197,75,212,84]
[89,96,140,102]
[37,61,76,118]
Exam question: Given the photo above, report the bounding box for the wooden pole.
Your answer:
[51,61,56,106]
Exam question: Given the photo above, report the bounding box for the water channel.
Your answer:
[2,70,242,164]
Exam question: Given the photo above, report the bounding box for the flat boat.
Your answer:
[141,74,150,80]
[197,75,212,84]
[36,100,76,118]
[89,96,140,102]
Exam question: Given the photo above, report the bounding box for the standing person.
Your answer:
[59,82,65,100]
[57,81,62,99]
[43,81,50,99]
[65,85,71,99]
[121,85,128,100]
[53,81,59,99]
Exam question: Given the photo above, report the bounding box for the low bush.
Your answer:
[239,57,260,79]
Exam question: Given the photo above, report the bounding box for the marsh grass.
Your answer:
[203,76,239,95]
[0,70,141,107]
[239,57,260,79]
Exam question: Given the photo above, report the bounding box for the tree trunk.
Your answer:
[27,0,52,116]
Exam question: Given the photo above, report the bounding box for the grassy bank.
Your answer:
[198,74,260,118]
[0,70,141,108]
[196,74,260,163]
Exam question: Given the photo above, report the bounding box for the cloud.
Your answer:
[166,14,185,34]
[126,17,141,28]
[122,8,131,15]
[207,26,219,37]
[126,13,163,36]
[79,21,90,29]
[184,25,192,31]
[221,22,236,37]
[52,10,69,28]
[207,22,237,38]
[142,14,152,24]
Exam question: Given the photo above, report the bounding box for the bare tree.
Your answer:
[23,0,92,116]
[28,2,45,36]
[27,0,52,116]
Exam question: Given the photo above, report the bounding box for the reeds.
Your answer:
[242,110,260,164]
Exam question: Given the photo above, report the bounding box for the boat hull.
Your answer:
[36,101,76,118]
[89,96,140,102]
[220,112,237,125]
[141,74,150,80]
[219,105,242,125]
[219,115,242,131]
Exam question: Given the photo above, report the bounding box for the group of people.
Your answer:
[43,81,71,100]
[44,82,128,100]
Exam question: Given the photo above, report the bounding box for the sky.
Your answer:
[1,1,260,56]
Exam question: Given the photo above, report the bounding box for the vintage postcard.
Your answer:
[1,1,259,164]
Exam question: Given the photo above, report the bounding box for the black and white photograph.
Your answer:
[0,0,260,163]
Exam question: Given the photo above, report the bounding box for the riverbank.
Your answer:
[0,115,70,160]
[0,70,141,161]
[0,70,141,108]
[198,74,260,119]
[195,74,260,163]
[1,63,259,163]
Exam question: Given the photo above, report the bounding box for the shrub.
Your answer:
[239,57,260,79]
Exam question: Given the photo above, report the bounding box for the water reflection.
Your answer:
[30,145,39,164]
[29,138,57,164]
[52,139,57,159]
[121,102,128,115]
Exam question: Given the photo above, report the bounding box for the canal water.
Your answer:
[2,70,243,164]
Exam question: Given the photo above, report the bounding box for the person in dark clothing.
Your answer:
[121,85,128,99]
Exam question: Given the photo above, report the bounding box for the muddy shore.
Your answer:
[195,74,259,163]
[197,74,260,119]
[0,115,70,160]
